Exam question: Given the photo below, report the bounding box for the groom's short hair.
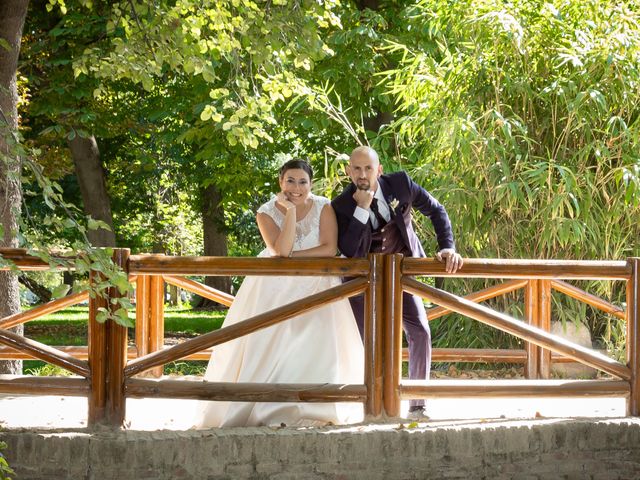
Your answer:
[350,146,379,164]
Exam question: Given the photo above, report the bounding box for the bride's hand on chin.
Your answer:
[276,192,295,211]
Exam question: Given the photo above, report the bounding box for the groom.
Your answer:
[331,146,463,419]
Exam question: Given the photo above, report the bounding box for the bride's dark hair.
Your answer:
[279,158,313,181]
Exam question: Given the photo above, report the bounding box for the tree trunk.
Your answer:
[68,132,116,247]
[168,284,180,306]
[363,111,394,137]
[357,0,380,10]
[197,183,230,308]
[18,273,52,303]
[62,269,75,295]
[354,0,396,145]
[0,0,29,375]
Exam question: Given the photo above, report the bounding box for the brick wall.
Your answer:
[2,418,640,479]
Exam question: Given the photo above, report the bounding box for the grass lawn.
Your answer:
[163,307,226,334]
[25,305,226,332]
[22,305,227,376]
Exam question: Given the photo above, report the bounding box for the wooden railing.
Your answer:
[0,248,638,426]
[397,257,637,416]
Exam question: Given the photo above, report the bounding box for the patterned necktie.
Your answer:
[370,198,387,228]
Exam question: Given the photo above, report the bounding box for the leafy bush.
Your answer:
[381,0,639,349]
[0,441,15,480]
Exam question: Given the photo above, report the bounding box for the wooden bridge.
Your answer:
[0,248,638,427]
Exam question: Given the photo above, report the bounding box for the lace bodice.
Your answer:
[257,194,330,255]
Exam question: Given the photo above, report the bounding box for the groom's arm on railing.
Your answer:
[406,172,455,252]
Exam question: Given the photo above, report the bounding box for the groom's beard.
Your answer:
[356,180,370,190]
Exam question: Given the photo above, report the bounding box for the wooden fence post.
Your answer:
[135,274,150,358]
[538,280,552,378]
[383,254,403,417]
[524,280,540,378]
[88,271,107,426]
[88,248,130,427]
[364,254,383,418]
[627,257,639,416]
[149,274,165,377]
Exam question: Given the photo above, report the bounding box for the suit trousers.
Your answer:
[348,291,430,409]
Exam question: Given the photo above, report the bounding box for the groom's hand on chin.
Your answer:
[353,189,374,209]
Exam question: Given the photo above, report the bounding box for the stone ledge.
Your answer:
[2,418,640,479]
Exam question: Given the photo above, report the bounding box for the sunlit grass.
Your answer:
[23,305,228,376]
[164,361,208,376]
[26,305,90,326]
[163,308,226,334]
[28,305,227,332]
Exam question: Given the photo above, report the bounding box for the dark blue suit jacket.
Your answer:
[331,171,455,258]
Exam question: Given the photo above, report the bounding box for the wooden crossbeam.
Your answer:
[403,257,630,280]
[124,277,369,378]
[129,255,370,276]
[126,378,366,402]
[427,279,527,321]
[162,274,234,306]
[0,328,89,377]
[401,379,629,398]
[403,277,630,380]
[551,279,626,320]
[0,345,138,360]
[0,374,89,396]
[0,291,89,330]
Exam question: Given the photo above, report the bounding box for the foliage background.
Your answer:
[11,0,640,351]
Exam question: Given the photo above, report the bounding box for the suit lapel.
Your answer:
[378,176,399,221]
[376,177,386,204]
[344,183,359,213]
[379,175,411,247]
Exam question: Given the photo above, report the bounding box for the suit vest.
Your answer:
[370,218,412,255]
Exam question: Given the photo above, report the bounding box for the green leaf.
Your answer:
[113,274,131,295]
[87,218,111,231]
[114,307,134,327]
[90,262,106,273]
[119,297,134,310]
[51,283,71,299]
[202,65,216,83]
[96,308,109,323]
[200,105,213,121]
[62,218,76,229]
[0,38,11,52]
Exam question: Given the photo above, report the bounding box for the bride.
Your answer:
[196,159,364,427]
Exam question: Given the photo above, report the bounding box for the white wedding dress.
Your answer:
[196,194,364,428]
